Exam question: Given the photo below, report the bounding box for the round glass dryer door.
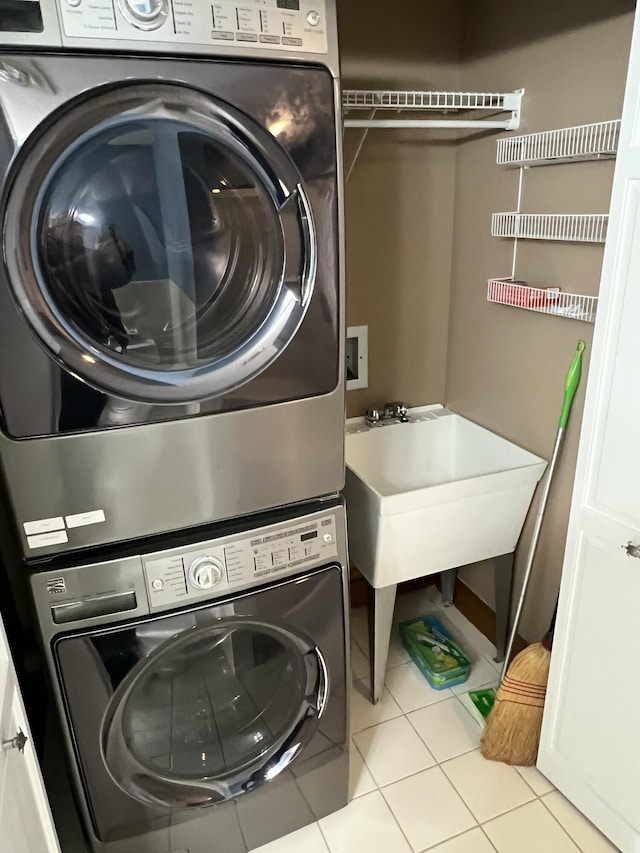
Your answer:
[3,84,316,404]
[100,620,328,808]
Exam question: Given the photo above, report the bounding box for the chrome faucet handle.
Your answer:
[384,401,407,419]
[365,408,381,425]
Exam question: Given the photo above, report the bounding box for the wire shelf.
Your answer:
[342,89,523,130]
[496,120,621,167]
[487,279,598,322]
[491,212,608,243]
[343,90,518,111]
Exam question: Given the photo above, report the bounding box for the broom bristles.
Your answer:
[480,642,551,766]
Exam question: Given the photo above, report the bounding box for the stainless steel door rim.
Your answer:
[3,82,317,404]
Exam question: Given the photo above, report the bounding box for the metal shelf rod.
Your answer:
[344,118,517,130]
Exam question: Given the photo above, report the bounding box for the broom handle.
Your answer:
[500,341,585,682]
[500,427,564,681]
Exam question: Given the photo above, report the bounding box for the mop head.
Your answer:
[480,642,550,766]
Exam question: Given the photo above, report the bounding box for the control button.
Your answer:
[323,532,333,543]
[188,556,224,590]
[66,0,82,7]
[118,0,168,30]
[151,578,164,591]
[236,32,258,42]
[306,10,320,26]
[211,30,235,40]
[259,34,281,44]
[282,36,303,46]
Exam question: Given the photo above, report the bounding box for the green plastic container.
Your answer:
[399,614,471,689]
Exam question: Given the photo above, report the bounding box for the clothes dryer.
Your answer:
[0,1,343,557]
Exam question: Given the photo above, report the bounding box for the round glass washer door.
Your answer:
[3,83,316,404]
[100,619,328,808]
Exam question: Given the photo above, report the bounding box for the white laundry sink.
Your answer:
[343,405,547,588]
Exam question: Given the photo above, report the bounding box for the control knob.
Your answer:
[117,0,168,30]
[188,556,224,590]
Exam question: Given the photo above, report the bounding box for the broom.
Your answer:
[480,341,584,766]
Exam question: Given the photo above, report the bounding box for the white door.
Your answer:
[537,8,640,852]
[0,615,60,853]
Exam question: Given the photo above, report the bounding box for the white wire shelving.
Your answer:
[492,212,608,243]
[496,119,620,167]
[342,89,523,130]
[343,88,524,180]
[487,279,598,323]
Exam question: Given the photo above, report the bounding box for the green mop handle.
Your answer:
[559,341,585,429]
[500,340,585,681]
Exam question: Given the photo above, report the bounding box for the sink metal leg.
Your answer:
[367,584,397,705]
[494,551,514,664]
[440,568,457,607]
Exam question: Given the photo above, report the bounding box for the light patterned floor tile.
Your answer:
[385,660,452,713]
[252,821,329,852]
[451,657,500,696]
[483,800,579,852]
[426,827,497,853]
[515,764,554,796]
[386,627,412,668]
[350,639,369,681]
[392,588,441,621]
[353,716,436,787]
[441,749,535,822]
[383,766,476,852]
[349,742,376,799]
[319,790,411,853]
[408,696,480,762]
[350,678,403,734]
[543,791,619,852]
[438,603,501,666]
[350,607,369,657]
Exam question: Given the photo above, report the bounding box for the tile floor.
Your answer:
[255,585,619,853]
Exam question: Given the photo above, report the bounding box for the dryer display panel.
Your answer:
[0,0,43,32]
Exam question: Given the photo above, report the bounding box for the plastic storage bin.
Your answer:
[399,614,471,689]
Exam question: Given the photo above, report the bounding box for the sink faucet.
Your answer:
[365,401,410,427]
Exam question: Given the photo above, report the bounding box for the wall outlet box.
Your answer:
[346,325,368,390]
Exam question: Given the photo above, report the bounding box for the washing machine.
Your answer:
[0,0,344,559]
[30,497,349,853]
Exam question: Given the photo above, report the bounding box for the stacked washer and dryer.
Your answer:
[0,2,348,851]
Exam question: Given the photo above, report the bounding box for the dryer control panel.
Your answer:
[30,504,347,639]
[143,511,338,609]
[54,0,328,53]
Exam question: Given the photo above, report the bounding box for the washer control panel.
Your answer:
[55,0,328,54]
[143,512,338,609]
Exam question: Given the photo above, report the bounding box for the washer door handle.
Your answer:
[245,646,329,791]
[280,184,317,307]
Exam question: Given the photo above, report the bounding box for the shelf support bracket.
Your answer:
[345,108,376,182]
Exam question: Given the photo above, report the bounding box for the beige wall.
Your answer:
[338,1,462,417]
[339,0,636,642]
[448,0,635,641]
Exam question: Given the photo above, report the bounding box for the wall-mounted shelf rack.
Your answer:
[343,89,523,130]
[492,212,608,243]
[496,119,621,167]
[487,279,597,323]
[343,88,524,180]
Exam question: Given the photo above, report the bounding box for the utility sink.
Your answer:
[343,405,547,703]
